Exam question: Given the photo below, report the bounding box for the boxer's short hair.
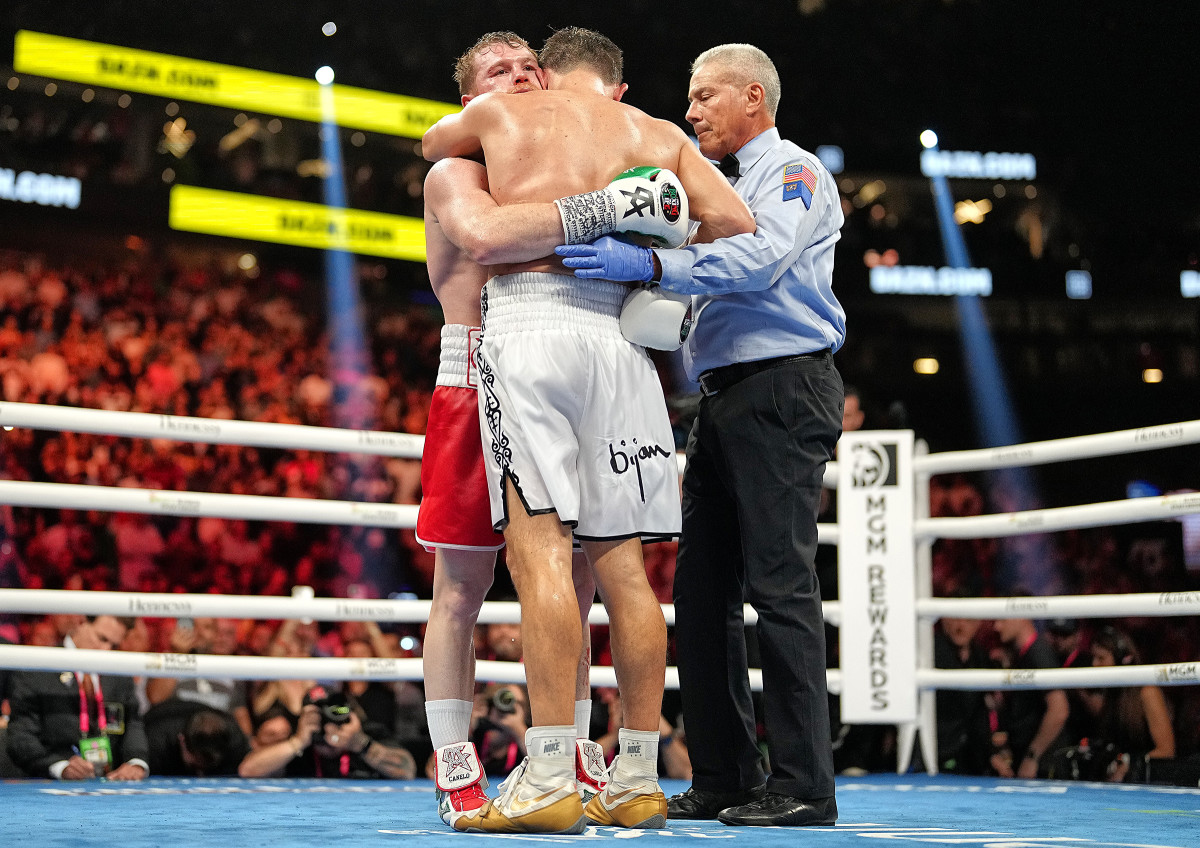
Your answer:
[454,31,536,96]
[540,26,623,86]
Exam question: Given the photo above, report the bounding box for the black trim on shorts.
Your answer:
[492,468,579,534]
[572,530,681,543]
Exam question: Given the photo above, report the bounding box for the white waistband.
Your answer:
[482,272,626,337]
[436,324,481,388]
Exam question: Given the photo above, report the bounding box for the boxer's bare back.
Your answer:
[423,74,753,275]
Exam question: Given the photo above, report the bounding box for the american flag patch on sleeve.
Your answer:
[782,162,817,208]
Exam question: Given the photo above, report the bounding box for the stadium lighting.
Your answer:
[315,66,335,86]
[920,129,938,149]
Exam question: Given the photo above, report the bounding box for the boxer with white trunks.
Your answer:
[419,33,606,829]
[422,27,755,834]
[476,273,680,541]
[418,32,694,827]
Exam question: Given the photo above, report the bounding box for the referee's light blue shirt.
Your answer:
[654,128,846,382]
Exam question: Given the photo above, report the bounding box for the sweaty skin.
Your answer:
[422,68,756,274]
[420,41,596,720]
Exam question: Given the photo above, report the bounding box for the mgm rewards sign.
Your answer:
[837,430,916,723]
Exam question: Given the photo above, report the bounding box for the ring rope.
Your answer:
[921,591,1200,620]
[919,663,1200,691]
[917,491,1200,540]
[0,645,793,694]
[913,419,1200,476]
[0,589,844,628]
[4,642,1190,693]
[0,401,424,458]
[0,479,419,528]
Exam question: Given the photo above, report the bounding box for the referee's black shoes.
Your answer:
[666,784,766,819]
[717,793,838,827]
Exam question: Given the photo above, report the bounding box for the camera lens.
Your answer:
[491,687,517,715]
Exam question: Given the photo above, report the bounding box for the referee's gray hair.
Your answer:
[690,44,781,119]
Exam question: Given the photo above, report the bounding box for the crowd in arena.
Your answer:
[1,244,1198,785]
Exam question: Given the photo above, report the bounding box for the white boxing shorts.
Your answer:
[476,272,681,542]
[416,324,505,552]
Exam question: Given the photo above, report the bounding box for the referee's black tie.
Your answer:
[717,153,740,179]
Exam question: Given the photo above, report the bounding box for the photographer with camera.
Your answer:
[238,685,416,779]
[473,684,530,777]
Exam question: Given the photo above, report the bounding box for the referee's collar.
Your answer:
[728,127,781,176]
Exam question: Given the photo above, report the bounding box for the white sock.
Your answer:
[575,699,592,741]
[426,698,473,750]
[614,728,659,780]
[525,725,577,762]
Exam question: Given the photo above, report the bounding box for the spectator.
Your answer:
[7,615,149,780]
[249,619,317,731]
[146,617,253,740]
[1046,617,1093,747]
[991,610,1072,778]
[1079,626,1175,782]
[144,699,250,776]
[933,615,996,775]
[468,683,530,778]
[111,510,166,591]
[482,621,522,663]
[238,685,416,779]
[1046,618,1089,669]
[593,687,691,781]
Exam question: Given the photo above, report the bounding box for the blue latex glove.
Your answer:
[555,235,654,282]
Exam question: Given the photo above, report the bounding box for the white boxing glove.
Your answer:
[556,166,691,249]
[619,284,693,351]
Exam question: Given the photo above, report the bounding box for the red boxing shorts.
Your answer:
[416,325,505,552]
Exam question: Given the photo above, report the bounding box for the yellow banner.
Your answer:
[169,185,426,262]
[14,30,458,139]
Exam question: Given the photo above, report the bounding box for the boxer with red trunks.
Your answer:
[419,31,658,827]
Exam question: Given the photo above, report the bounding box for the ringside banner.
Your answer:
[168,185,426,261]
[14,30,458,139]
[837,430,917,723]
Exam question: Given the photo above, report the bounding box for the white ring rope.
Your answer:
[920,592,1200,620]
[913,420,1200,476]
[0,480,419,528]
[919,663,1200,691]
[0,645,803,695]
[0,589,844,629]
[0,403,843,541]
[918,491,1200,540]
[0,478,839,544]
[0,401,424,458]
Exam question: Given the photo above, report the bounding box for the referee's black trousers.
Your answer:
[674,352,842,800]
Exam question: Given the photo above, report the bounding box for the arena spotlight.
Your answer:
[322,21,337,36]
[924,134,1051,590]
[315,65,335,86]
[316,77,368,432]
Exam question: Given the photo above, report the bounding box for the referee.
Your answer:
[555,43,845,827]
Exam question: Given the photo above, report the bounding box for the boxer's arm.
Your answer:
[673,134,756,242]
[425,159,565,264]
[421,95,497,162]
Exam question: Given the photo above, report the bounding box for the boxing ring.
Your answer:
[2,401,1200,846]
